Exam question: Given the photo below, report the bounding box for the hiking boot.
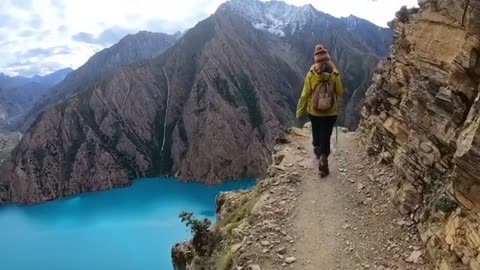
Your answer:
[319,155,329,178]
[313,147,321,159]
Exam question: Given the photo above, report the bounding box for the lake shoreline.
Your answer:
[0,177,255,270]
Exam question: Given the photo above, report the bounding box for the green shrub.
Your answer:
[434,193,457,213]
[179,212,213,256]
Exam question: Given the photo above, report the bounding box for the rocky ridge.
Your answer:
[360,0,480,269]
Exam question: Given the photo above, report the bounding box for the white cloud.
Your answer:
[0,0,417,77]
[287,0,418,27]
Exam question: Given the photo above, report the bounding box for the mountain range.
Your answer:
[12,31,180,132]
[0,0,392,204]
[0,68,72,129]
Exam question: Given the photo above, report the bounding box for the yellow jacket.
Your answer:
[296,68,344,118]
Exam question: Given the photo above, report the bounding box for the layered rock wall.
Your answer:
[360,0,480,268]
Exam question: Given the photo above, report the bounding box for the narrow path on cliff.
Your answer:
[286,127,430,270]
[289,127,352,269]
[172,127,434,270]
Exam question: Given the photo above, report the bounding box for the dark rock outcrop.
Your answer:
[172,241,195,270]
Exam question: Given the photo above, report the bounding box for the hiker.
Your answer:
[296,44,344,177]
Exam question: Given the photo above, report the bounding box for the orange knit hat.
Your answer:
[314,44,330,63]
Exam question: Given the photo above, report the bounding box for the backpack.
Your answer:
[312,74,336,112]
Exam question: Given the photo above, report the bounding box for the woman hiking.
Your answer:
[296,44,344,177]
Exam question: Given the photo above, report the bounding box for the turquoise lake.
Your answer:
[0,178,255,270]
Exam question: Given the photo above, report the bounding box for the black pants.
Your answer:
[308,114,337,157]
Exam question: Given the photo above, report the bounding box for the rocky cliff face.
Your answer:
[360,0,480,268]
[0,1,390,205]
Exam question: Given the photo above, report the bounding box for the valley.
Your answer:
[2,0,478,270]
[0,0,392,205]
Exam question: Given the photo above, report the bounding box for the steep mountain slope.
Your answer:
[223,0,392,129]
[0,9,298,204]
[360,0,480,269]
[339,15,394,128]
[341,15,393,57]
[15,31,179,132]
[0,0,391,204]
[0,68,72,128]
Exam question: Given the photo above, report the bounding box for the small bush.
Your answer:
[179,212,213,256]
[434,193,457,213]
[180,212,211,234]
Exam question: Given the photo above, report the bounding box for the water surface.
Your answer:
[0,178,255,270]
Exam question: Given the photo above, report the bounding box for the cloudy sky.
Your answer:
[0,0,417,77]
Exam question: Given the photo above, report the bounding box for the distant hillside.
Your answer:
[0,68,72,129]
[14,31,180,132]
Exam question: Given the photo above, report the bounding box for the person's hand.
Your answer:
[295,115,306,128]
[295,119,302,128]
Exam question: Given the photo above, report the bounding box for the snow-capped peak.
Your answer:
[221,0,325,37]
[342,15,362,30]
[341,15,386,32]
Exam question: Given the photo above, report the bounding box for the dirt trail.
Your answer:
[292,131,353,269]
[224,128,430,270]
[289,128,430,270]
